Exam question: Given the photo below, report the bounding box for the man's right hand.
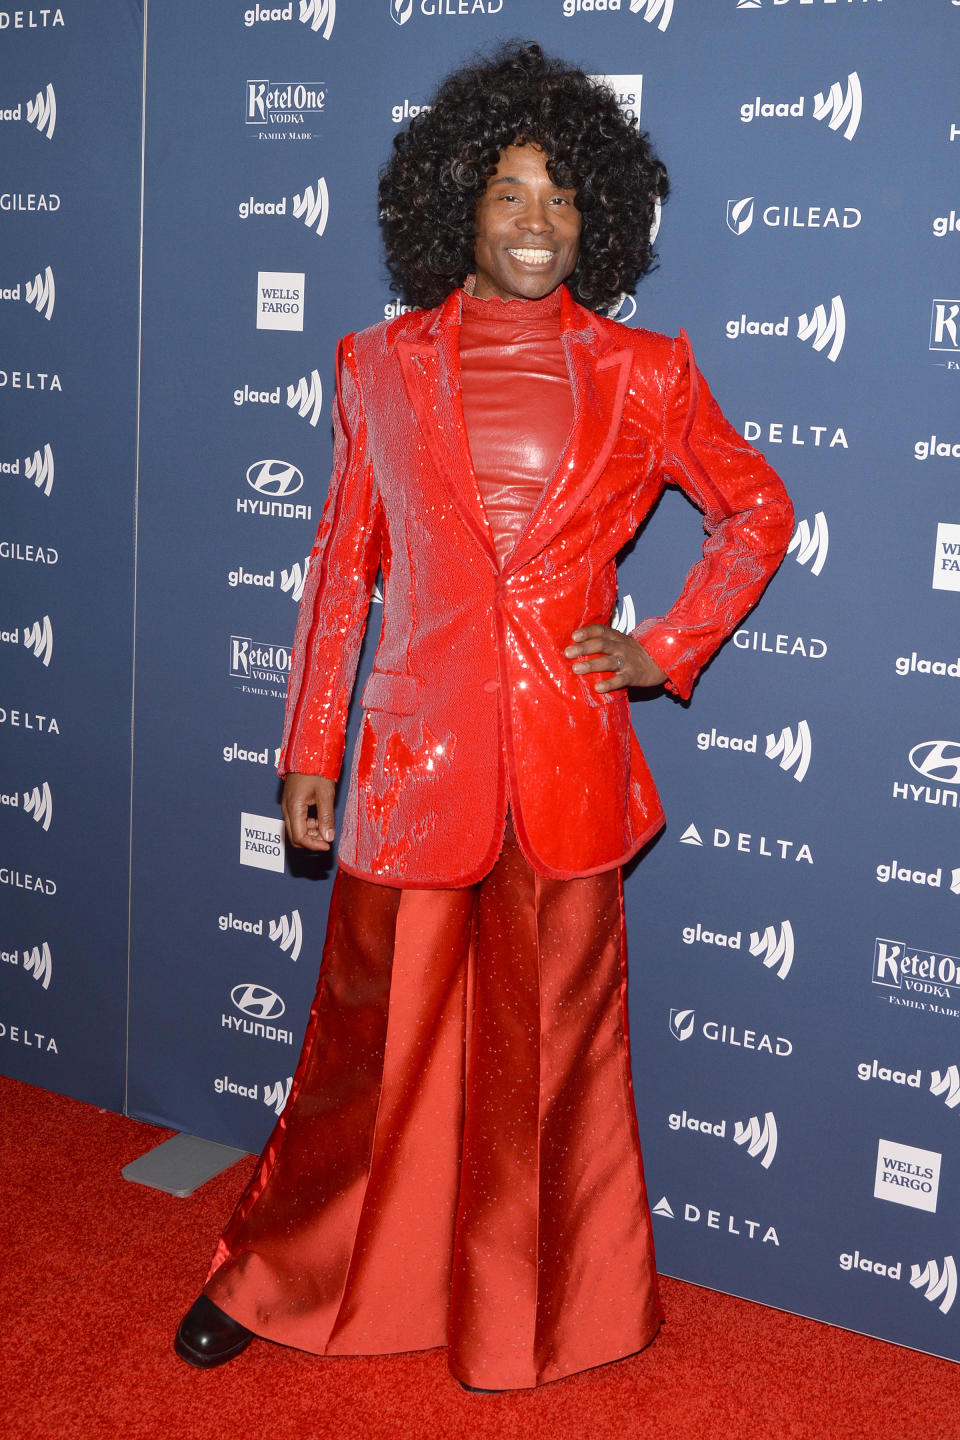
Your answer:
[282,773,336,851]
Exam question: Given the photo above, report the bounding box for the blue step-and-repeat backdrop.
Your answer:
[2,0,959,1366]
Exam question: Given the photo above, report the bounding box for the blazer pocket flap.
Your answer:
[361,670,421,715]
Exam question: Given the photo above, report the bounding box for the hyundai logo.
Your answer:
[246,459,304,497]
[230,983,286,1019]
[909,741,960,786]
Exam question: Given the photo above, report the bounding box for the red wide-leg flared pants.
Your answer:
[204,818,662,1390]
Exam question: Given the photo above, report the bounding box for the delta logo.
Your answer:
[726,297,845,362]
[650,1194,780,1247]
[740,72,862,141]
[0,82,56,139]
[679,821,813,865]
[243,1,336,37]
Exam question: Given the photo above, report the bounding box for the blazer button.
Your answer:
[482,679,498,693]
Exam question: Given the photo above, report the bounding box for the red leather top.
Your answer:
[459,287,573,568]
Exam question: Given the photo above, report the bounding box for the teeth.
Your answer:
[508,248,553,265]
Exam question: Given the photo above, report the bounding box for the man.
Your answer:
[176,42,793,1391]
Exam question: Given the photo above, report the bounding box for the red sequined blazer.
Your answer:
[279,286,793,885]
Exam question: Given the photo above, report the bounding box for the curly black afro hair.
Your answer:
[378,40,668,315]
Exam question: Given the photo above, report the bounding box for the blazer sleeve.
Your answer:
[277,335,385,779]
[631,329,794,700]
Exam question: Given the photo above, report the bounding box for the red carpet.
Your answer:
[2,1073,959,1440]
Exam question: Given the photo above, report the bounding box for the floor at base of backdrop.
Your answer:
[2,1072,958,1440]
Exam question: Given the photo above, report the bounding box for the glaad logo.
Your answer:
[813,73,862,141]
[611,594,636,633]
[22,781,53,830]
[910,1257,957,1315]
[669,1008,793,1056]
[667,1108,778,1168]
[26,444,53,495]
[239,179,329,237]
[629,0,673,31]
[930,1065,960,1108]
[243,1,336,37]
[269,910,303,961]
[876,856,959,891]
[0,444,54,497]
[930,300,959,354]
[280,557,311,603]
[788,512,829,576]
[839,1251,957,1317]
[231,982,285,1020]
[2,941,53,989]
[732,1112,778,1169]
[764,721,812,782]
[287,371,323,427]
[20,615,53,666]
[19,83,56,139]
[749,922,794,979]
[740,73,861,141]
[933,523,960,593]
[874,1138,940,1214]
[726,195,861,237]
[726,297,845,361]
[797,296,845,361]
[264,1076,293,1115]
[2,267,55,320]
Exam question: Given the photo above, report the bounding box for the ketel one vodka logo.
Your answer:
[0,83,56,139]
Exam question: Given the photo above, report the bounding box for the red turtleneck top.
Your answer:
[458,287,574,568]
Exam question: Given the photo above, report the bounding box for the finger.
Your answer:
[565,625,614,656]
[571,651,622,674]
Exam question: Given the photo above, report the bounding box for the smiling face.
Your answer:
[472,143,581,303]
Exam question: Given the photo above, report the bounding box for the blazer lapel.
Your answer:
[504,295,633,575]
[396,294,499,571]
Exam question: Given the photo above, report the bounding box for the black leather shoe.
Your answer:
[174,1294,255,1369]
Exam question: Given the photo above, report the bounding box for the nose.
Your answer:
[518,199,554,235]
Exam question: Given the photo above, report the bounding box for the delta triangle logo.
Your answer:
[652,1196,675,1218]
[680,823,703,846]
